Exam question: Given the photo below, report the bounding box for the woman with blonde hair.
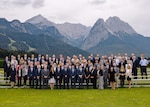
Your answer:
[126,61,132,89]
[119,65,126,88]
[49,66,56,90]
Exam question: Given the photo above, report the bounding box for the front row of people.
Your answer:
[9,62,132,90]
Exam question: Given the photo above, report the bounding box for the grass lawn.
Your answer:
[0,88,150,107]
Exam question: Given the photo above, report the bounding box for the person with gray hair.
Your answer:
[97,65,103,89]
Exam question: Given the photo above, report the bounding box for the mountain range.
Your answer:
[0,14,150,57]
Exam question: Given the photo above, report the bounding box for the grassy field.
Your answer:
[0,88,150,107]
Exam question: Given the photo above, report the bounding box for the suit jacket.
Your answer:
[132,59,139,69]
[28,67,36,78]
[90,69,97,78]
[70,69,77,78]
[77,68,84,76]
[62,68,70,78]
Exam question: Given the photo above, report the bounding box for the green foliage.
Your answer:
[0,88,149,107]
[0,48,38,59]
[0,60,3,68]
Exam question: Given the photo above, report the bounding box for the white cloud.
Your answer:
[12,0,31,6]
[0,0,150,36]
[32,0,45,8]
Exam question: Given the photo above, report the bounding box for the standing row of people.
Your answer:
[2,53,149,89]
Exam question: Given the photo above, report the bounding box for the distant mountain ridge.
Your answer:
[0,17,89,56]
[1,15,150,57]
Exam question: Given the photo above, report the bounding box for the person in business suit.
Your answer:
[103,65,108,89]
[132,55,139,79]
[42,65,50,89]
[10,64,16,88]
[90,65,97,89]
[70,64,77,89]
[84,66,91,89]
[3,56,9,81]
[28,62,36,88]
[17,65,22,87]
[62,65,70,89]
[35,64,42,89]
[55,64,62,89]
[97,65,103,89]
[5,61,11,83]
[77,65,84,89]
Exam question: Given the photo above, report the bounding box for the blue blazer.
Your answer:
[70,69,77,77]
[28,67,36,78]
[62,68,70,78]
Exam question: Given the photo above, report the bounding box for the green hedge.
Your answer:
[0,60,4,68]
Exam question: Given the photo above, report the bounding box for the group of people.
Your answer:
[2,53,149,90]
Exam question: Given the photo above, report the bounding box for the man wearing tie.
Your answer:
[35,64,42,89]
[70,65,77,89]
[56,64,62,89]
[62,65,70,89]
[132,55,139,79]
[28,62,36,88]
[77,65,84,89]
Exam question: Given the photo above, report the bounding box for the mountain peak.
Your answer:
[26,14,55,27]
[106,16,136,34]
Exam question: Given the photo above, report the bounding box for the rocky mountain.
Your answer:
[26,15,91,47]
[82,16,150,56]
[1,15,150,57]
[26,14,55,29]
[0,18,89,56]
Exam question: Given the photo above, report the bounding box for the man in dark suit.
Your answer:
[70,65,77,89]
[62,65,70,89]
[28,62,36,88]
[35,64,42,89]
[3,56,9,81]
[132,55,139,79]
[55,65,62,89]
[90,66,97,89]
[77,65,84,89]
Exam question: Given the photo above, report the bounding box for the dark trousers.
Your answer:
[29,77,34,88]
[23,75,27,85]
[78,77,83,89]
[132,68,137,79]
[91,78,97,89]
[120,79,125,87]
[36,77,41,89]
[103,78,108,89]
[18,77,22,87]
[71,77,76,88]
[63,77,69,89]
[56,78,62,89]
[43,78,48,89]
[141,66,147,79]
[85,78,89,89]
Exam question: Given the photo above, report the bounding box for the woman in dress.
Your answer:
[10,64,16,88]
[49,66,56,90]
[126,61,132,89]
[108,67,116,90]
[119,65,126,88]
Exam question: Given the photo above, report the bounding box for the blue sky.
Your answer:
[0,0,150,36]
